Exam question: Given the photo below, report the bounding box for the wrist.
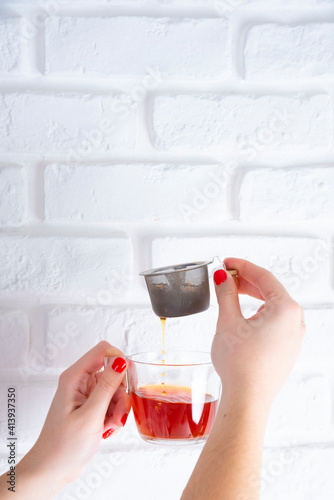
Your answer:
[16,446,68,499]
[220,376,275,413]
[218,385,272,426]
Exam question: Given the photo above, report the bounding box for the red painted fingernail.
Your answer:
[214,269,227,285]
[112,357,127,373]
[120,413,128,426]
[102,428,114,439]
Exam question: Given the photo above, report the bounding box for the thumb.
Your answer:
[83,356,127,418]
[214,269,242,331]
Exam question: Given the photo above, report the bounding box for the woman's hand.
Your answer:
[212,258,306,410]
[182,258,305,500]
[7,341,131,499]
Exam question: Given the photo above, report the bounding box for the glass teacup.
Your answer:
[126,350,221,445]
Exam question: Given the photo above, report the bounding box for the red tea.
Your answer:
[130,384,218,441]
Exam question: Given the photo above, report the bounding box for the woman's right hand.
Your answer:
[212,258,305,410]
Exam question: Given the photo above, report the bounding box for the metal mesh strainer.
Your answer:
[140,259,238,318]
[139,260,212,318]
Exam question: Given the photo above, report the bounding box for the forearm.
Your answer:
[0,445,67,500]
[182,393,270,500]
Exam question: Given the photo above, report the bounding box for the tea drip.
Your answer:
[139,258,238,398]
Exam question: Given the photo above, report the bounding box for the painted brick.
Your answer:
[244,23,334,80]
[0,6,333,499]
[0,381,57,447]
[0,18,21,74]
[239,167,334,222]
[151,94,332,160]
[0,93,136,155]
[8,0,331,4]
[0,236,131,301]
[265,373,332,446]
[54,444,334,500]
[0,166,28,226]
[44,163,230,223]
[261,447,334,499]
[44,307,125,369]
[55,446,202,500]
[43,305,217,370]
[16,382,57,445]
[0,310,29,370]
[45,17,229,78]
[151,236,331,302]
[299,309,334,372]
[102,306,217,355]
[237,307,334,374]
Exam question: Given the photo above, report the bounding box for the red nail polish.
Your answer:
[120,413,128,426]
[214,269,227,285]
[102,428,114,439]
[112,357,127,373]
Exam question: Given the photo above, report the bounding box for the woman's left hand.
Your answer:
[27,341,131,486]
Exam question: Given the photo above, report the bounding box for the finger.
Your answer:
[96,369,127,391]
[104,387,131,431]
[213,268,242,325]
[104,385,124,421]
[237,276,265,301]
[63,341,124,383]
[104,355,127,390]
[224,258,288,300]
[83,356,127,419]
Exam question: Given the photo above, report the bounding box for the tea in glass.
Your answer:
[127,351,221,445]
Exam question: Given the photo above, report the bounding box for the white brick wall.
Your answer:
[151,94,332,158]
[45,17,229,78]
[44,163,229,223]
[239,167,334,222]
[0,93,137,155]
[1,2,334,498]
[0,167,27,226]
[244,23,334,80]
[152,236,332,303]
[0,18,21,74]
[0,236,131,301]
[0,310,29,369]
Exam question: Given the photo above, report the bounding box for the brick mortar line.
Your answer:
[0,222,333,236]
[9,5,230,18]
[7,4,334,17]
[0,78,333,93]
[2,151,334,163]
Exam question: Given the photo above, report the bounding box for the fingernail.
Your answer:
[102,428,114,439]
[111,357,127,373]
[214,269,227,285]
[120,413,128,426]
